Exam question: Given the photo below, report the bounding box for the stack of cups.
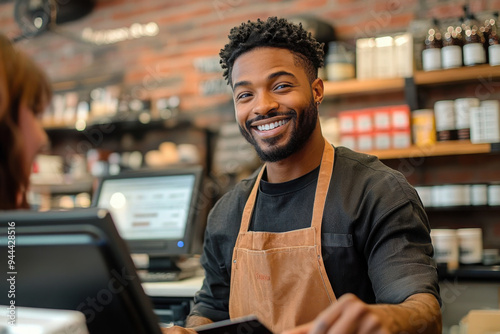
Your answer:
[431,228,483,268]
[430,229,459,270]
[457,228,483,264]
[431,185,470,207]
[470,184,489,206]
[434,100,456,141]
[488,183,500,206]
[454,98,480,140]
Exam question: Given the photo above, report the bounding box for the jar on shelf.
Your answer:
[325,41,355,81]
[430,229,459,270]
[454,97,480,140]
[487,12,500,66]
[462,5,487,66]
[457,228,483,264]
[411,109,436,146]
[434,100,457,141]
[441,24,463,69]
[422,18,443,71]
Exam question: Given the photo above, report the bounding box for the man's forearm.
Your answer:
[370,293,442,334]
[185,315,214,328]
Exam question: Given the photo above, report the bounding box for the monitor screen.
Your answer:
[93,166,204,271]
[0,208,162,334]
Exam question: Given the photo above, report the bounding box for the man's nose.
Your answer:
[251,91,279,116]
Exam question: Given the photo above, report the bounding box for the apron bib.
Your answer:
[229,138,337,333]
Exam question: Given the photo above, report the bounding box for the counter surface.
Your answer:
[142,275,204,298]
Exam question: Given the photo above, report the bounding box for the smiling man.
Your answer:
[164,17,441,334]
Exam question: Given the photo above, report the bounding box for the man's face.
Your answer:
[231,47,321,162]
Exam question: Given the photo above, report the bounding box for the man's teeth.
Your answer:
[257,120,288,131]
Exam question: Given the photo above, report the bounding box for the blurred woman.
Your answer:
[0,33,51,209]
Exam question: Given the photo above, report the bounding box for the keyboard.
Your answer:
[137,270,195,282]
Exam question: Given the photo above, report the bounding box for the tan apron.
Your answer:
[229,138,337,333]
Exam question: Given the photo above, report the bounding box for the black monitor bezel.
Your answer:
[92,166,204,259]
[0,208,162,334]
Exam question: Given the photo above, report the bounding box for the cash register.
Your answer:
[93,166,205,282]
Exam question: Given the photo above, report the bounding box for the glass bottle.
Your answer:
[488,12,500,66]
[482,13,496,60]
[462,5,487,66]
[442,24,463,69]
[422,18,443,71]
[326,41,355,81]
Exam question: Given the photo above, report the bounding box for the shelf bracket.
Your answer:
[404,77,419,111]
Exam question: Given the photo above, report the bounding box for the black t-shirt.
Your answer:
[190,146,440,322]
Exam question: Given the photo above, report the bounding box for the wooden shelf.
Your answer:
[323,77,405,96]
[30,176,94,194]
[360,141,493,160]
[414,64,500,85]
[322,65,500,97]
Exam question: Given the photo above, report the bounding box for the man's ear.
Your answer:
[311,78,324,105]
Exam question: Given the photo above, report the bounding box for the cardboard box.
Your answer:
[459,309,500,334]
[470,101,500,144]
[374,36,397,79]
[355,110,373,133]
[339,110,357,134]
[391,105,411,130]
[394,33,414,78]
[392,130,411,149]
[357,133,374,151]
[373,107,392,131]
[374,132,391,150]
[356,38,376,79]
[340,134,356,150]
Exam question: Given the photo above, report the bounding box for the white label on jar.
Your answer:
[489,44,500,66]
[455,107,470,128]
[442,45,463,68]
[327,63,355,81]
[422,48,442,71]
[434,101,456,131]
[455,98,480,129]
[463,43,486,65]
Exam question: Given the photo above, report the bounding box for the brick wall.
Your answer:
[1,0,499,116]
[1,0,499,241]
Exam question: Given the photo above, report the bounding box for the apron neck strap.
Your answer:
[310,139,334,231]
[239,166,266,234]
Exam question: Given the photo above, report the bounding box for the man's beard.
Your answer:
[238,99,318,163]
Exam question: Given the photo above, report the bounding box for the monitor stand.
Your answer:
[138,256,199,282]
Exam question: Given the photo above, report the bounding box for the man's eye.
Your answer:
[237,93,251,100]
[275,84,292,90]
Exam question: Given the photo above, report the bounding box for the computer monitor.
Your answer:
[92,166,204,275]
[0,208,162,334]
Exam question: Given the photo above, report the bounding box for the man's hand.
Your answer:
[161,326,197,334]
[282,293,441,334]
[161,315,214,334]
[283,294,389,334]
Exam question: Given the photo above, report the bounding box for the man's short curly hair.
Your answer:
[220,16,324,86]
